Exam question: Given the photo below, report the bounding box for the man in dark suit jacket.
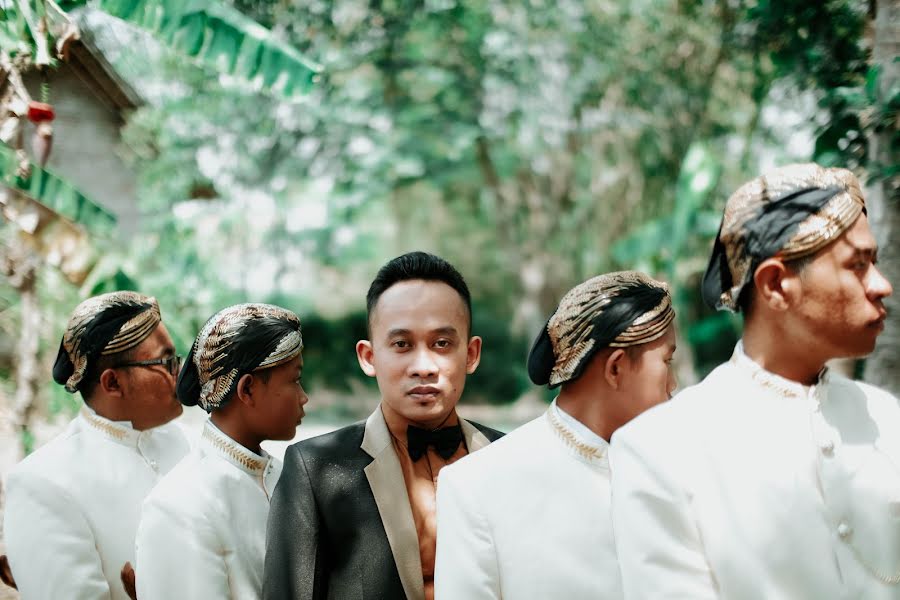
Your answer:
[264,252,503,600]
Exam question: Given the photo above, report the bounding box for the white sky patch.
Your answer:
[334,225,356,247]
[240,189,278,232]
[348,135,375,156]
[284,179,333,232]
[244,256,279,297]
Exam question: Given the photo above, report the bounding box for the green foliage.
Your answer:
[466,308,531,405]
[611,141,735,371]
[85,0,322,98]
[20,427,35,455]
[295,311,371,395]
[2,0,887,421]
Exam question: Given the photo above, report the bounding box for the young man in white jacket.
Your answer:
[135,303,308,600]
[435,271,677,599]
[611,163,897,599]
[3,291,189,600]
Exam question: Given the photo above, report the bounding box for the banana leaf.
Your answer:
[82,0,322,98]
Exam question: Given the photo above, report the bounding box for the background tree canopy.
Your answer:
[1,0,896,449]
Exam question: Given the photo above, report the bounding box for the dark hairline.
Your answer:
[367,278,473,337]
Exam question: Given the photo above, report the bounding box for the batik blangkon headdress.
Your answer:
[527,271,675,389]
[52,291,161,394]
[177,303,303,412]
[702,163,865,312]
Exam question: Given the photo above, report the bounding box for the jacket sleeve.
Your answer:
[263,445,325,600]
[609,426,718,600]
[3,470,112,600]
[135,492,229,599]
[434,465,500,600]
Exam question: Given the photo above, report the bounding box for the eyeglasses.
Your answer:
[114,355,182,377]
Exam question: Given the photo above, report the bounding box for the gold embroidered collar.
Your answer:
[201,421,268,475]
[80,406,138,445]
[546,400,608,465]
[730,341,828,400]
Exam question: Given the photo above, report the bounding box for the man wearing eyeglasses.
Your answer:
[2,291,190,600]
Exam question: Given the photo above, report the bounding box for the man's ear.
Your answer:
[99,368,124,397]
[753,258,792,311]
[604,349,627,389]
[235,373,256,407]
[465,336,483,375]
[356,340,376,377]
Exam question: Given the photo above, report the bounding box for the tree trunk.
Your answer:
[2,235,41,460]
[864,0,900,395]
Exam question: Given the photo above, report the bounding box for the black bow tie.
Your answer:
[406,424,464,461]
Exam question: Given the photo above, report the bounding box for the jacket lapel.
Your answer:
[361,408,425,600]
[460,417,491,453]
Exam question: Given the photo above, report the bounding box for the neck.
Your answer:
[380,402,458,441]
[742,319,825,385]
[556,383,616,442]
[210,412,263,455]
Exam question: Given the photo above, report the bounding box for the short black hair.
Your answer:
[366,251,472,333]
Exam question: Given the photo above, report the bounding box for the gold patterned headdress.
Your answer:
[52,291,161,393]
[702,163,865,312]
[177,303,303,412]
[528,271,675,388]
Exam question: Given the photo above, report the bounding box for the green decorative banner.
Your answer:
[0,142,117,235]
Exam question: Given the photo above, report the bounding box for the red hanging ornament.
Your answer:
[27,101,55,123]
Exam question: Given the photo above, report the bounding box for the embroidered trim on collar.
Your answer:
[546,408,606,462]
[80,406,129,441]
[730,342,827,400]
[202,424,267,473]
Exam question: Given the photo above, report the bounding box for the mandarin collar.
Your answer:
[79,404,142,446]
[200,421,272,477]
[547,398,609,467]
[731,340,829,400]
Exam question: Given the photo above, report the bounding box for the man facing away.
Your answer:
[3,291,189,600]
[611,163,897,599]
[264,251,503,600]
[434,271,677,599]
[135,303,308,599]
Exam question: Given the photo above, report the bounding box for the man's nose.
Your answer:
[409,348,438,377]
[868,263,893,300]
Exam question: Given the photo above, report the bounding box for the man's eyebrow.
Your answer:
[385,326,460,337]
[432,326,460,336]
[847,241,878,260]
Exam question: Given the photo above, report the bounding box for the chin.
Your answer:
[275,427,297,441]
[404,402,450,422]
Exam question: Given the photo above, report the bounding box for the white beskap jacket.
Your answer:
[3,405,189,600]
[611,341,900,600]
[135,420,282,600]
[435,400,622,599]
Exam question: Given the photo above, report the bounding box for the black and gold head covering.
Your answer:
[177,303,303,412]
[702,163,865,312]
[528,271,675,388]
[52,291,162,393]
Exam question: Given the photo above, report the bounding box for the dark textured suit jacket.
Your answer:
[263,407,503,600]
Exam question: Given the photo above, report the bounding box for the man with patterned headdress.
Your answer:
[3,291,189,600]
[433,271,677,599]
[135,303,307,600]
[611,163,897,599]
